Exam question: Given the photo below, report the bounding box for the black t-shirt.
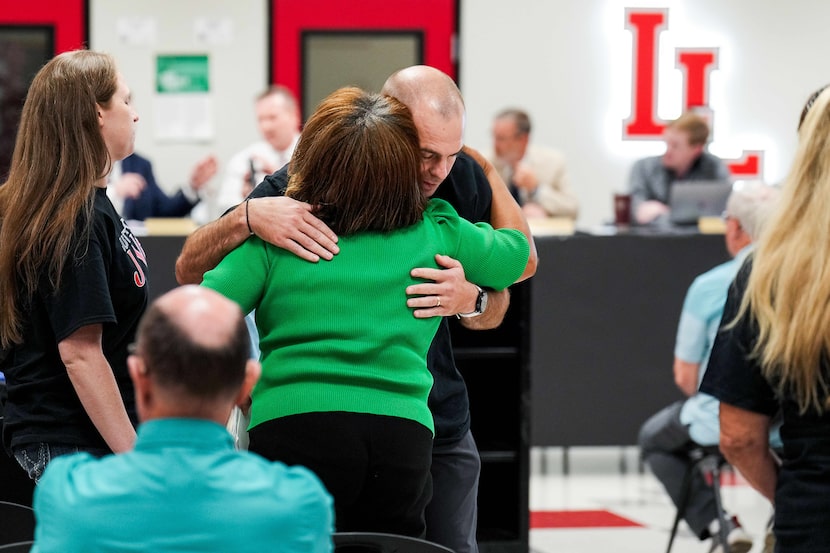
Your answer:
[3,188,148,451]
[702,259,830,552]
[251,153,493,444]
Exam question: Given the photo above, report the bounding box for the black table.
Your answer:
[528,232,730,446]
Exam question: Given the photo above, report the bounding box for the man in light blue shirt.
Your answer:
[32,286,334,553]
[638,182,779,553]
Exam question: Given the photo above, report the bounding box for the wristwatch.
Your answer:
[457,285,488,318]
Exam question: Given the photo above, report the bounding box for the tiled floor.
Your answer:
[528,447,774,553]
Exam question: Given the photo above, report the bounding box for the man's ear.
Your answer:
[128,354,152,421]
[127,354,146,383]
[234,359,261,408]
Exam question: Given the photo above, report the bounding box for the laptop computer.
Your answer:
[669,181,733,226]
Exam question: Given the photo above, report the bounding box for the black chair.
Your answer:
[332,532,455,553]
[0,501,35,546]
[0,542,34,552]
[665,446,732,553]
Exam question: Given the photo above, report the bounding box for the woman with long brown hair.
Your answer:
[0,50,146,481]
[701,84,830,552]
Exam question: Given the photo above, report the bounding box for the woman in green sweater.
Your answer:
[202,87,529,537]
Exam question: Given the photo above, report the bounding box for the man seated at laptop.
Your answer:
[627,110,731,225]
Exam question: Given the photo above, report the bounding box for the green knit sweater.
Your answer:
[202,199,529,434]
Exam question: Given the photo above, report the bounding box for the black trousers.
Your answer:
[249,411,433,537]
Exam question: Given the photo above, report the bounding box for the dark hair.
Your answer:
[135,301,250,400]
[286,87,426,235]
[496,108,532,135]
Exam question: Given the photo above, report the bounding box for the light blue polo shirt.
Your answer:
[32,418,334,553]
[676,247,750,445]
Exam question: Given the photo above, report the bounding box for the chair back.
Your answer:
[0,502,35,546]
[0,541,34,552]
[332,532,455,553]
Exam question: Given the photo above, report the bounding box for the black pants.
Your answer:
[249,412,433,537]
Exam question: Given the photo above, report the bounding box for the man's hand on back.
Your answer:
[247,196,340,262]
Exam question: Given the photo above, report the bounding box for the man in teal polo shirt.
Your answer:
[31,286,333,553]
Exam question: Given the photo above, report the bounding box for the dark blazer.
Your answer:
[121,153,198,220]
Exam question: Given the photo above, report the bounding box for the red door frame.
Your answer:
[270,0,457,112]
[0,0,87,53]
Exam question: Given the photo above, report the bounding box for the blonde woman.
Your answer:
[701,85,830,553]
[0,50,146,481]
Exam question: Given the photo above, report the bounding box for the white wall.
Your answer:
[90,0,268,207]
[459,0,830,227]
[90,0,830,228]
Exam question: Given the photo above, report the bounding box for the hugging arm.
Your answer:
[406,147,535,329]
[175,203,253,284]
[176,196,339,285]
[407,255,511,330]
[463,146,537,281]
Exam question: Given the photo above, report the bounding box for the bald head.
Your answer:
[382,65,465,120]
[154,286,243,350]
[133,286,251,405]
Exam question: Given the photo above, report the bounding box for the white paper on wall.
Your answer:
[116,16,157,45]
[194,17,234,45]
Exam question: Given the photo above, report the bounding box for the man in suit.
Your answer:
[108,152,217,220]
[490,108,579,219]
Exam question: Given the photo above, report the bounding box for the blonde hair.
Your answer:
[0,50,117,348]
[739,86,830,414]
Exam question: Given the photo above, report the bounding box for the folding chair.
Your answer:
[665,446,732,553]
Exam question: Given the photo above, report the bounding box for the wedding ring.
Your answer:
[436,297,441,308]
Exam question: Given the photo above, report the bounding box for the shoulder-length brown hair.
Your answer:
[0,50,117,348]
[286,87,426,235]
